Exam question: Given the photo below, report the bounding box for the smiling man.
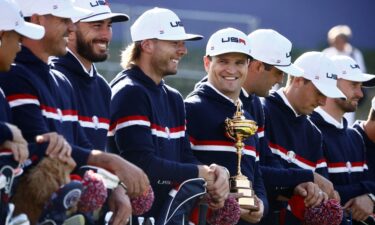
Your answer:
[51,0,129,150]
[107,7,230,224]
[185,28,267,224]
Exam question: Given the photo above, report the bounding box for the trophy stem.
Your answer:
[235,140,244,176]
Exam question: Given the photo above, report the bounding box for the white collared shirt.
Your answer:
[67,49,95,77]
[276,88,300,117]
[314,107,344,129]
[206,81,241,106]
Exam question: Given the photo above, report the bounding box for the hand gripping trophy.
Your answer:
[225,101,259,210]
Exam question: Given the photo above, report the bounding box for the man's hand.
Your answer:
[294,182,327,207]
[36,132,72,164]
[313,172,335,198]
[2,123,28,163]
[108,186,132,225]
[344,194,374,222]
[6,123,27,145]
[240,196,264,223]
[199,164,230,209]
[0,140,28,164]
[88,151,149,198]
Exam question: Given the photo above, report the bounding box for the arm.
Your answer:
[0,73,79,165]
[86,150,149,197]
[110,86,199,184]
[0,122,13,144]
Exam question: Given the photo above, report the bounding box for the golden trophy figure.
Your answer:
[224,101,259,210]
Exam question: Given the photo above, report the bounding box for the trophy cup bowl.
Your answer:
[224,103,259,211]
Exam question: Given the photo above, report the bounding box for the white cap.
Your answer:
[328,25,352,41]
[330,55,375,82]
[15,0,92,19]
[131,7,202,42]
[205,27,251,57]
[0,0,45,40]
[294,51,346,98]
[72,0,129,23]
[247,29,303,76]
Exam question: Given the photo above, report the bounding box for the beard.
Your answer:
[334,98,358,113]
[75,30,109,63]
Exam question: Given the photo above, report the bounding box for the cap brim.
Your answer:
[363,76,375,87]
[15,22,45,40]
[78,12,129,23]
[54,6,92,19]
[158,33,203,41]
[275,63,304,76]
[341,73,375,83]
[312,81,346,99]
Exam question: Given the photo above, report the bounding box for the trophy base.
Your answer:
[230,176,259,211]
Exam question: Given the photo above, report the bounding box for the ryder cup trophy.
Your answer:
[224,101,259,210]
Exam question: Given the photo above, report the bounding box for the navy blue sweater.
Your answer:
[195,77,314,192]
[51,51,111,150]
[0,88,12,144]
[353,121,375,180]
[107,66,200,220]
[310,112,375,204]
[262,91,327,175]
[0,47,92,167]
[242,92,314,190]
[185,83,268,222]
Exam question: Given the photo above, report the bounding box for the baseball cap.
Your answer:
[330,55,375,83]
[0,0,44,40]
[294,51,346,98]
[15,0,92,19]
[131,7,203,42]
[248,29,303,76]
[205,27,251,57]
[72,0,129,23]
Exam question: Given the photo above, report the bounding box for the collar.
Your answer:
[206,81,239,105]
[241,88,250,98]
[314,107,344,129]
[276,88,300,117]
[67,49,95,77]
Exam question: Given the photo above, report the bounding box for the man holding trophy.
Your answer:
[185,28,267,224]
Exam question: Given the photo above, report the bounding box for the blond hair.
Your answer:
[120,42,142,69]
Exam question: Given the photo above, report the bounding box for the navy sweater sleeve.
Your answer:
[254,160,269,215]
[0,70,91,167]
[0,122,12,144]
[110,84,198,184]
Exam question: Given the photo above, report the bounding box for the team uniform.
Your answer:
[107,65,200,222]
[262,89,328,224]
[0,87,49,225]
[310,109,375,200]
[0,89,12,144]
[51,50,111,150]
[195,77,315,224]
[0,46,92,167]
[184,82,267,224]
[310,109,375,225]
[353,121,375,180]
